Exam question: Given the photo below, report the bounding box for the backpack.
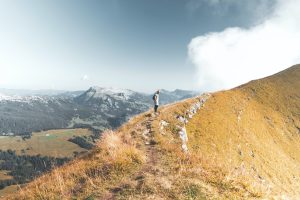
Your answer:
[152,94,156,101]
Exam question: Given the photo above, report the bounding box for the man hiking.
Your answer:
[153,90,160,114]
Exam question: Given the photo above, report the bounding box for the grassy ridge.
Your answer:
[7,65,300,199]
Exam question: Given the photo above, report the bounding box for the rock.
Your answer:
[250,150,255,157]
[177,115,188,124]
[160,120,169,128]
[179,127,188,143]
[182,143,188,152]
[174,93,211,153]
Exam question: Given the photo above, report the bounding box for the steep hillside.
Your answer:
[8,65,300,199]
[186,64,300,198]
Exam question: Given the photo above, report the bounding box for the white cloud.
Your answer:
[188,0,300,91]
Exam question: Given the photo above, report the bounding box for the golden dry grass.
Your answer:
[8,128,145,200]
[0,185,19,199]
[6,64,300,199]
[184,65,300,198]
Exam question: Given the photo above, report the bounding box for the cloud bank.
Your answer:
[188,0,300,91]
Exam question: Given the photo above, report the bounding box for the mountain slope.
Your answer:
[186,64,300,197]
[8,65,300,199]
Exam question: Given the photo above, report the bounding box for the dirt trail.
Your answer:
[107,113,163,199]
[137,113,160,176]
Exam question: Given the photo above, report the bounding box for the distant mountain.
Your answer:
[0,88,68,96]
[56,90,85,98]
[72,87,151,129]
[155,89,198,104]
[0,95,81,135]
[75,87,148,104]
[0,87,198,135]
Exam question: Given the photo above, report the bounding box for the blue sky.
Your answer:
[1,0,293,93]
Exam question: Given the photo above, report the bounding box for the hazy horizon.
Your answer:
[0,85,201,94]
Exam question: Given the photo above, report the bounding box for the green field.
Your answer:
[0,170,12,181]
[0,128,94,197]
[0,185,19,198]
[0,128,93,158]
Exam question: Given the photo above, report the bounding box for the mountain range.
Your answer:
[0,87,197,136]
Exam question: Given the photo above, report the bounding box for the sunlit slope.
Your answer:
[8,65,300,199]
[187,64,300,196]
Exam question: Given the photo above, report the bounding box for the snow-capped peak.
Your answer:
[0,93,21,101]
[87,86,134,99]
[0,93,55,103]
[89,86,133,94]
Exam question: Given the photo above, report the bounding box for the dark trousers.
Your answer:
[154,105,158,113]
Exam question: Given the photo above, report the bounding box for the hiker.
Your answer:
[153,90,160,114]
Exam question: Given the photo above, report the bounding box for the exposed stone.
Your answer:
[159,120,169,129]
[175,93,211,152]
[177,115,188,124]
[179,127,188,143]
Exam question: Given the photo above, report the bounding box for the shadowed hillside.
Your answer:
[7,65,300,199]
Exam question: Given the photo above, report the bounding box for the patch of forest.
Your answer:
[0,150,70,189]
